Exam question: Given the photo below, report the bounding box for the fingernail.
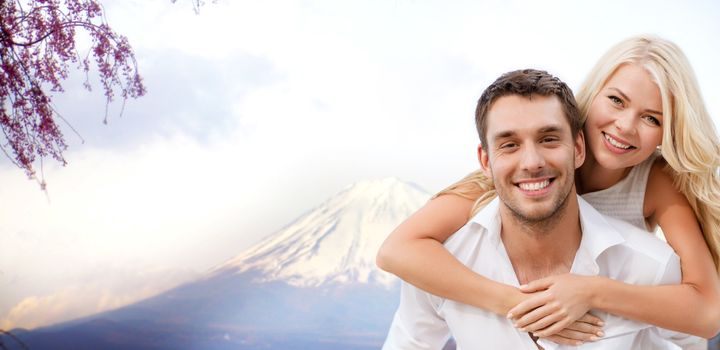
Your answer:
[590,336,599,341]
[520,284,528,288]
[598,321,605,326]
[507,313,514,319]
[519,327,527,332]
[596,331,604,337]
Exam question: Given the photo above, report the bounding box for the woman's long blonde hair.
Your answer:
[437,35,720,271]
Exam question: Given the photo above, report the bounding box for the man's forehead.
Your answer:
[490,124,568,139]
[485,94,570,138]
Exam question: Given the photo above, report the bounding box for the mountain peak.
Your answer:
[212,178,430,287]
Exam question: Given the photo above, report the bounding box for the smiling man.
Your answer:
[381,69,692,349]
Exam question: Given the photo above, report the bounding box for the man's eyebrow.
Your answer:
[490,124,566,142]
[490,130,516,141]
[496,125,565,135]
[539,125,565,134]
[608,87,662,115]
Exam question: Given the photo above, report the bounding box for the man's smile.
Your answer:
[514,177,555,195]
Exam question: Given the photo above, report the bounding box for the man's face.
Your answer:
[479,94,585,224]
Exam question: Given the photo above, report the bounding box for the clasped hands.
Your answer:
[507,274,605,346]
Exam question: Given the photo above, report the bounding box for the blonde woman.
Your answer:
[377,35,720,345]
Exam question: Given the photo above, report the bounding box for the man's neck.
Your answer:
[500,193,582,285]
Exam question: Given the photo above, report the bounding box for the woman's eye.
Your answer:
[643,115,662,126]
[608,95,623,106]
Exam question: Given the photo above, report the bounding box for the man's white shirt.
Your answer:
[382,196,699,350]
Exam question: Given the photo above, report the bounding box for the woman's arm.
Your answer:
[512,161,720,338]
[378,187,604,344]
[592,161,720,337]
[376,193,526,315]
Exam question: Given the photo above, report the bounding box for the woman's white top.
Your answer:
[581,152,661,232]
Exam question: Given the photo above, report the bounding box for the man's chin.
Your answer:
[509,203,561,222]
[514,211,555,223]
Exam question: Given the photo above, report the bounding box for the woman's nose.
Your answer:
[614,111,637,136]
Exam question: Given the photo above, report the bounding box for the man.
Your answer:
[382,69,693,349]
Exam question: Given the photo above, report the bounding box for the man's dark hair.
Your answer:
[475,69,581,150]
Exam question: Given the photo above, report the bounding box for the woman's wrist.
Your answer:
[456,272,526,316]
[586,275,605,309]
[499,284,527,316]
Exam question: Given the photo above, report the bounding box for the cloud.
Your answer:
[0,265,197,330]
[51,50,282,151]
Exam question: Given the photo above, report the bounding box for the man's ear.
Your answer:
[477,144,492,177]
[574,130,586,169]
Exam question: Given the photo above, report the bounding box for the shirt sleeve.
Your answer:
[654,250,681,285]
[382,282,451,350]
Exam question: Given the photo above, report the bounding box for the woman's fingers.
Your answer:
[529,313,573,336]
[539,321,604,345]
[508,293,550,320]
[514,304,559,329]
[564,319,603,335]
[544,328,601,342]
[519,276,554,293]
[540,335,584,346]
[577,313,605,326]
[531,312,604,337]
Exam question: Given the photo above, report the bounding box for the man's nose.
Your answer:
[519,144,546,171]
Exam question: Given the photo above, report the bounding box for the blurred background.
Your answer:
[1,0,718,349]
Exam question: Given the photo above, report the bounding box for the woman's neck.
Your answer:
[576,151,632,195]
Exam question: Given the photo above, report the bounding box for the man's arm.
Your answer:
[382,281,451,350]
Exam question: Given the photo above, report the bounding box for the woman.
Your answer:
[376,35,720,345]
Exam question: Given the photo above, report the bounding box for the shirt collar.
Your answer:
[469,197,502,246]
[576,195,626,259]
[468,195,626,273]
[469,197,500,230]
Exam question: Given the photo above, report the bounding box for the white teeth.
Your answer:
[604,133,631,149]
[519,180,550,191]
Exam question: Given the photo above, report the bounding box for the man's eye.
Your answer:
[541,137,558,143]
[500,143,517,149]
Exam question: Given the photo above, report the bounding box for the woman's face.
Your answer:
[584,64,664,170]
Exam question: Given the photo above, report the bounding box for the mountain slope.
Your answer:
[4,178,430,350]
[213,177,430,287]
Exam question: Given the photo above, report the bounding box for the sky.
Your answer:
[1,0,719,330]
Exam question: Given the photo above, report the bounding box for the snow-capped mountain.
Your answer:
[213,177,430,287]
[5,178,433,350]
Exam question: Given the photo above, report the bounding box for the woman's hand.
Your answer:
[538,313,605,345]
[508,274,600,338]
